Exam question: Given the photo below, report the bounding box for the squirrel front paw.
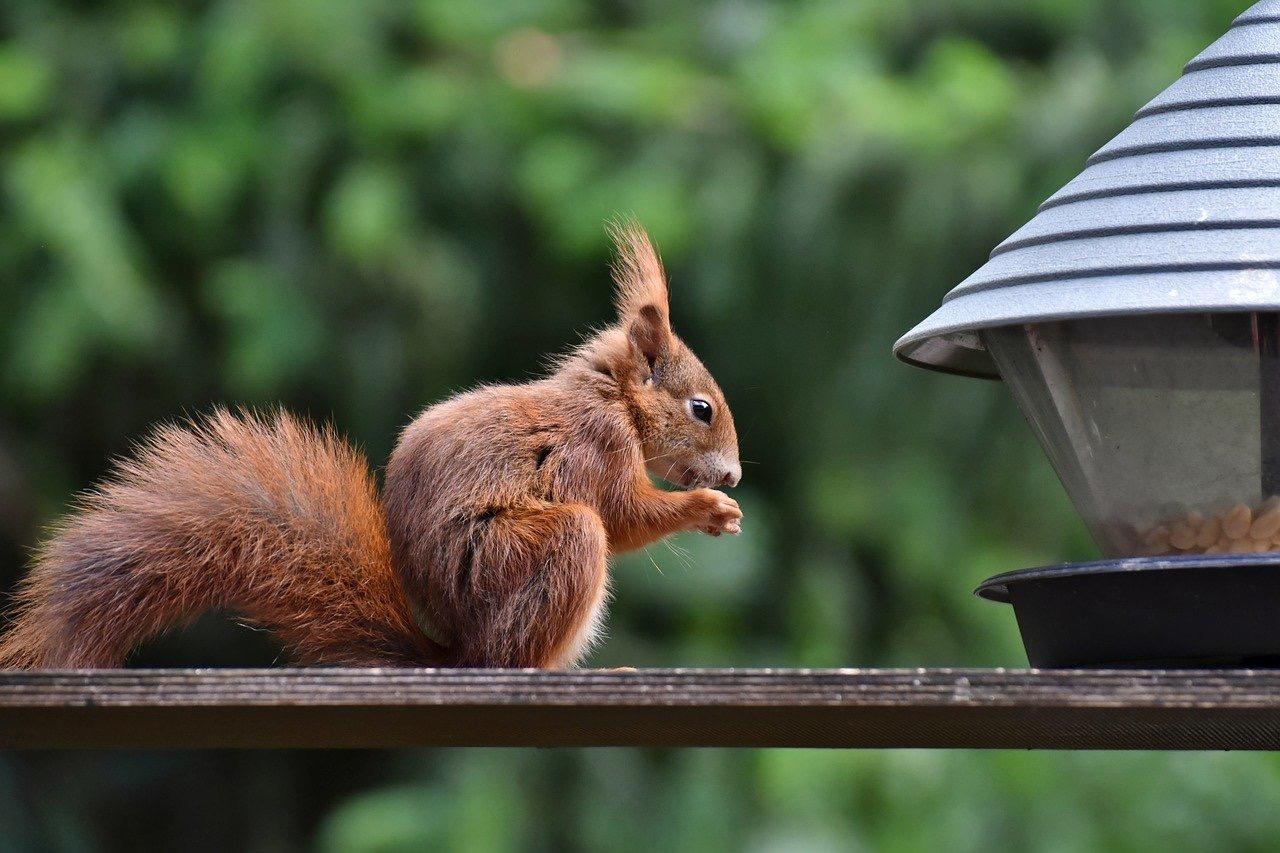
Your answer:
[688,489,742,536]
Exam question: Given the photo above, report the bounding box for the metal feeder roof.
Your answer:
[895,0,1280,378]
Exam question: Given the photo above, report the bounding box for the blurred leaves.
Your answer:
[0,44,52,121]
[317,754,531,853]
[0,0,1274,851]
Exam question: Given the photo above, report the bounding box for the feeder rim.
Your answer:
[974,552,1280,602]
[894,300,1280,380]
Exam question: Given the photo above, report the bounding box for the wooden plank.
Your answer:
[1,668,1279,749]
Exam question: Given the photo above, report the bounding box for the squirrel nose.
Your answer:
[719,463,741,488]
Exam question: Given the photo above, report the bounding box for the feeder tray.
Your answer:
[976,554,1280,667]
[896,0,1280,667]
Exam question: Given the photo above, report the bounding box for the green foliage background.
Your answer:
[1,1,1277,850]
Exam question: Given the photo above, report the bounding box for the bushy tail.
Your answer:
[0,409,439,668]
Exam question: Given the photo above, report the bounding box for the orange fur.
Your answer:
[0,409,436,667]
[0,224,741,668]
[609,218,670,326]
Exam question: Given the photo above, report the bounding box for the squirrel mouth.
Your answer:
[654,463,707,490]
[676,466,706,489]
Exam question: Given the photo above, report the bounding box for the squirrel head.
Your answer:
[600,221,741,490]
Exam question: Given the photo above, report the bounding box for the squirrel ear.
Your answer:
[628,304,670,368]
[609,219,671,370]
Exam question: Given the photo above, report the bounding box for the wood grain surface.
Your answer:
[1,668,1277,749]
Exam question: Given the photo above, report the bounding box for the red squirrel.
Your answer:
[0,223,742,668]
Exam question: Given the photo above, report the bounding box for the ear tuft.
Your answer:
[609,218,671,370]
[609,218,670,327]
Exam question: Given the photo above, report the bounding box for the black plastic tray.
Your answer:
[976,554,1280,668]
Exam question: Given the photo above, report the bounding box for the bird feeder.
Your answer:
[896,0,1280,666]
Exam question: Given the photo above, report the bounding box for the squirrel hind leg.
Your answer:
[439,502,609,669]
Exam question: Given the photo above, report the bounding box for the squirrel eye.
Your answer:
[687,398,713,425]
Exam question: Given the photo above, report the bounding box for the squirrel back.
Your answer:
[0,408,438,668]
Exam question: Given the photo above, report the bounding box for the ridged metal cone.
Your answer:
[895,0,1280,378]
